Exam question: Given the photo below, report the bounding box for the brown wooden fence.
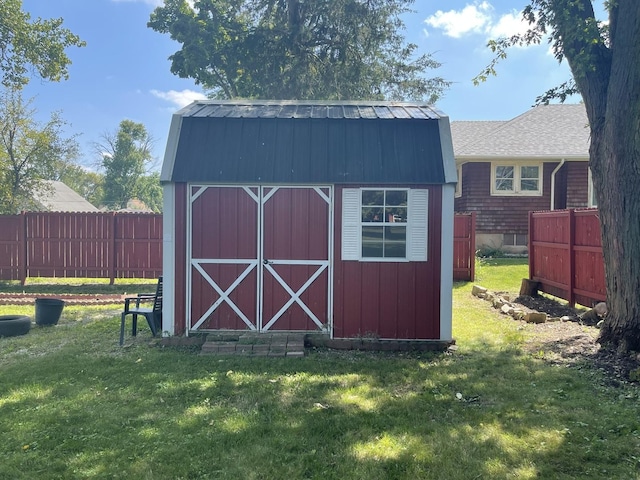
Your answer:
[454,212,476,282]
[0,211,475,284]
[0,212,162,284]
[529,208,605,307]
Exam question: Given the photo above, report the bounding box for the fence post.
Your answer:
[568,209,576,307]
[528,211,534,280]
[19,212,27,285]
[470,212,476,282]
[109,212,116,285]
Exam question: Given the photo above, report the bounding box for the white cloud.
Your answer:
[425,2,531,40]
[424,1,493,38]
[151,89,207,108]
[487,10,530,38]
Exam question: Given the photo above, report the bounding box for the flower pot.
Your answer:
[35,298,65,326]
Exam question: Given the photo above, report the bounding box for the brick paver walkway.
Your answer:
[200,333,306,357]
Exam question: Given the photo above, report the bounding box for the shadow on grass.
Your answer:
[1,321,638,480]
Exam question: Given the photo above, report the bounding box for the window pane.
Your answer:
[521,179,539,191]
[385,206,407,223]
[384,226,406,258]
[495,166,514,179]
[362,207,383,222]
[495,179,513,191]
[362,190,384,206]
[385,190,407,206]
[362,226,383,257]
[495,165,514,192]
[520,166,539,179]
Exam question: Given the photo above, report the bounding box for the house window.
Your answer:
[491,163,542,196]
[455,165,462,198]
[588,168,597,207]
[341,188,428,262]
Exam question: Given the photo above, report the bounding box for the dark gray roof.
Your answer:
[452,103,589,159]
[161,100,456,185]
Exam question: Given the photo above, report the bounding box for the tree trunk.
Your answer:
[587,1,640,352]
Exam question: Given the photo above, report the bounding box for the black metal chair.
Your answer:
[120,276,162,345]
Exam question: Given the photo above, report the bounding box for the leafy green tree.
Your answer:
[135,172,163,213]
[148,0,448,101]
[0,0,85,88]
[0,87,79,213]
[55,163,104,208]
[478,0,640,353]
[97,120,154,211]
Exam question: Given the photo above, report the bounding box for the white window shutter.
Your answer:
[407,189,428,261]
[341,189,361,260]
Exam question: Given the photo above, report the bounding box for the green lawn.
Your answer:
[0,264,639,479]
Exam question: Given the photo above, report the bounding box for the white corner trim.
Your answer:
[162,183,176,336]
[438,117,458,185]
[440,184,454,341]
[160,114,183,182]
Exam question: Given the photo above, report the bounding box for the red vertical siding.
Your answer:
[333,185,442,340]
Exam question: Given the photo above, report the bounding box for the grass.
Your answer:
[1,266,639,479]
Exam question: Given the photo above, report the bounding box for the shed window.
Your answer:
[491,163,542,196]
[342,188,428,262]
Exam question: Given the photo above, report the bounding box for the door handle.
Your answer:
[263,259,270,265]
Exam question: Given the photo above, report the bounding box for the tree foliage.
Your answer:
[55,163,104,209]
[0,87,79,213]
[97,120,156,211]
[479,0,640,353]
[0,0,85,88]
[148,0,448,102]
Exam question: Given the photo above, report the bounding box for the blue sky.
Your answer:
[20,0,595,167]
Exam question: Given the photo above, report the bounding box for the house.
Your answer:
[160,100,456,343]
[31,180,99,212]
[452,104,591,253]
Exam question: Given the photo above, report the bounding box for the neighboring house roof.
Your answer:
[452,103,589,160]
[32,180,99,212]
[161,100,456,185]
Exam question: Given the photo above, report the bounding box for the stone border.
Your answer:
[471,285,575,324]
[471,284,606,326]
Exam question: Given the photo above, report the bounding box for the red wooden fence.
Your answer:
[0,212,162,284]
[529,208,605,307]
[0,211,475,284]
[453,212,476,282]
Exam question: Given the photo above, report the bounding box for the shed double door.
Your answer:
[188,185,331,333]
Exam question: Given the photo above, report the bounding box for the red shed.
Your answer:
[160,101,456,343]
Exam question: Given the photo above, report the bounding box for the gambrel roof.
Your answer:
[452,104,589,160]
[161,100,457,185]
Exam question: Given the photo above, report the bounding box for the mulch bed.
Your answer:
[0,293,127,306]
[507,294,640,386]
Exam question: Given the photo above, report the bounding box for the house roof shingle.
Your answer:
[452,103,589,159]
[32,180,98,212]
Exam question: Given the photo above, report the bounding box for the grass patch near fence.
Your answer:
[1,265,640,479]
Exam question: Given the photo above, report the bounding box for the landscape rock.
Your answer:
[524,312,547,324]
[561,316,572,322]
[501,304,513,315]
[471,285,488,298]
[594,302,608,316]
